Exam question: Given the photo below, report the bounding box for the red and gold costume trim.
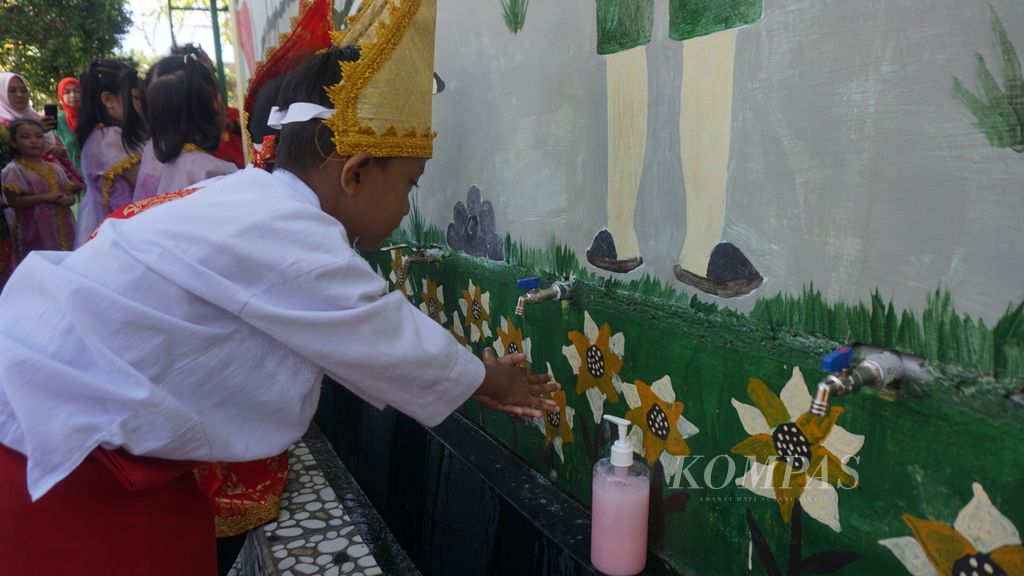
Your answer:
[242,0,333,163]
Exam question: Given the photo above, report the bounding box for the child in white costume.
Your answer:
[0,1,557,574]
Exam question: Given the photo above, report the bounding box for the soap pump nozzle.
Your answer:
[603,414,634,467]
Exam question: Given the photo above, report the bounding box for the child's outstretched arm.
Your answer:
[472,347,560,419]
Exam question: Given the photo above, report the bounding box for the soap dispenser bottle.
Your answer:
[591,414,650,576]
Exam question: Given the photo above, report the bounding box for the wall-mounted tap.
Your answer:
[514,276,573,316]
[810,346,931,416]
[380,243,444,285]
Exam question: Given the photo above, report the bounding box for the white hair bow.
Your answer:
[266,103,333,129]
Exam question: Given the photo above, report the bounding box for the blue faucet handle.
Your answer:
[821,347,853,372]
[516,277,542,290]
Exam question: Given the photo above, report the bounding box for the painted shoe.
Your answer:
[673,242,763,298]
[586,230,644,273]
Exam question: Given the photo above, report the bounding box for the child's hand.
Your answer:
[56,195,75,206]
[46,191,64,202]
[473,347,560,419]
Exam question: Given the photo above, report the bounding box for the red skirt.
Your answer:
[0,444,216,575]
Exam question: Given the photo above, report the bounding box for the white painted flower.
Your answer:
[388,251,414,297]
[495,316,532,368]
[620,376,699,485]
[562,311,624,423]
[880,482,1023,576]
[448,310,471,351]
[532,363,575,463]
[731,367,865,533]
[458,279,492,343]
[418,277,448,325]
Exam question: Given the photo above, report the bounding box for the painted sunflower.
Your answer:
[459,279,492,343]
[495,316,532,369]
[449,310,471,350]
[532,364,575,463]
[388,251,414,297]
[622,376,699,474]
[418,277,447,325]
[562,311,624,423]
[880,483,1023,576]
[731,367,864,532]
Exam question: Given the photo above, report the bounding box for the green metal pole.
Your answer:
[209,0,228,103]
[168,0,177,48]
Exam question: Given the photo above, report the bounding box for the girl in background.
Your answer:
[54,77,82,173]
[75,60,147,245]
[0,73,84,193]
[1,118,77,259]
[171,43,245,169]
[134,53,236,202]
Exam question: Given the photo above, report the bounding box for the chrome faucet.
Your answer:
[380,243,444,285]
[810,346,929,416]
[515,276,573,316]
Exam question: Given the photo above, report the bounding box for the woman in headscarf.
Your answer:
[0,72,84,193]
[54,77,82,173]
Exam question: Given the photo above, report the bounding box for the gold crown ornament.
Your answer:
[326,0,438,158]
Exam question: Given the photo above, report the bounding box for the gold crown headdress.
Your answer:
[326,0,437,158]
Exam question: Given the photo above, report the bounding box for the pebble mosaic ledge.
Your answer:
[230,427,418,576]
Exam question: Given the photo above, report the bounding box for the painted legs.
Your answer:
[588,29,762,296]
[673,29,762,297]
[587,47,648,273]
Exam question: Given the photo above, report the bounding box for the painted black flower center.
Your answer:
[471,300,482,321]
[953,553,1006,576]
[772,423,812,471]
[547,411,561,430]
[427,298,439,319]
[507,341,519,355]
[646,403,671,440]
[585,345,605,378]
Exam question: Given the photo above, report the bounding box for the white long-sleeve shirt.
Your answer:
[0,168,484,500]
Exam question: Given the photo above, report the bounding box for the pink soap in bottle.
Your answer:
[591,414,650,576]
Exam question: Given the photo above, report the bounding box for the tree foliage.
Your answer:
[0,0,131,103]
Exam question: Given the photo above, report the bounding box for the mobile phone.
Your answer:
[44,104,58,120]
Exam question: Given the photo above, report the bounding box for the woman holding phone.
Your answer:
[0,73,83,192]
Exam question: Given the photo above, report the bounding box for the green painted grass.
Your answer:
[500,0,529,35]
[391,205,1023,383]
[751,286,1024,381]
[952,5,1024,152]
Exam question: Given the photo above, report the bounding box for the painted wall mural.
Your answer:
[240,0,1024,574]
[445,185,504,261]
[880,483,1024,576]
[953,7,1024,154]
[360,0,1024,572]
[591,0,764,296]
[368,249,1024,574]
[499,0,529,35]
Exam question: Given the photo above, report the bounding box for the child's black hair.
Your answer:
[248,74,287,145]
[8,118,44,157]
[118,67,148,153]
[145,53,222,163]
[77,59,135,150]
[274,45,361,174]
